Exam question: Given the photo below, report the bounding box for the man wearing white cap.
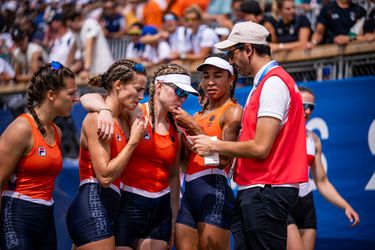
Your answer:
[189,21,308,249]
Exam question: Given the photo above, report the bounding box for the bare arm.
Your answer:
[80,93,116,140]
[83,113,147,187]
[185,47,212,60]
[84,36,95,71]
[30,51,43,74]
[190,116,281,159]
[311,23,326,45]
[168,133,182,248]
[0,117,33,207]
[264,21,278,43]
[218,104,243,168]
[310,132,359,226]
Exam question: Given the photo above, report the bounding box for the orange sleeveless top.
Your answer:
[79,121,126,193]
[186,100,237,176]
[3,114,62,205]
[121,103,179,195]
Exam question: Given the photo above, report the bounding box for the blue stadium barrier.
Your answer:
[1,76,375,249]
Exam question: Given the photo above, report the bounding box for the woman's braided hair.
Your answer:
[199,53,237,114]
[27,63,74,136]
[149,63,190,132]
[88,59,146,90]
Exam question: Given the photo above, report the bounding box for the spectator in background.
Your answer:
[48,12,82,74]
[178,6,219,61]
[0,57,15,84]
[213,27,230,53]
[203,0,233,29]
[362,0,375,41]
[310,0,366,46]
[120,0,145,29]
[241,0,265,24]
[141,25,172,67]
[264,0,311,52]
[102,0,127,39]
[125,22,146,62]
[231,0,247,25]
[140,12,192,59]
[69,11,113,79]
[11,27,48,83]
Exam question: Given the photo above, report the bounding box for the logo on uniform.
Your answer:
[116,133,122,141]
[331,13,339,20]
[38,147,46,156]
[209,115,216,121]
[144,132,150,140]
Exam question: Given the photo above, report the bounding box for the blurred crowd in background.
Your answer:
[0,0,374,86]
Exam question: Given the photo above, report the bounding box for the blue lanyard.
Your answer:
[254,60,279,87]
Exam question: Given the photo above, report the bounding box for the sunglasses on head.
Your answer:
[51,61,63,71]
[303,102,315,111]
[133,63,146,74]
[163,82,189,98]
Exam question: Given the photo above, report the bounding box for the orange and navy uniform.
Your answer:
[78,121,126,194]
[115,103,179,246]
[2,113,62,206]
[185,100,237,182]
[121,103,179,197]
[176,101,236,230]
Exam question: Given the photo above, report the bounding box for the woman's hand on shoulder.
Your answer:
[97,109,114,141]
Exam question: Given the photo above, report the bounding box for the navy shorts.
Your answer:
[0,196,56,250]
[115,191,172,248]
[231,185,299,250]
[287,192,317,229]
[177,174,235,230]
[66,183,121,247]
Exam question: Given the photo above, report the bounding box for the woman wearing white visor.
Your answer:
[172,53,243,250]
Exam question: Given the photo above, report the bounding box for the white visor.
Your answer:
[155,74,198,95]
[197,57,234,75]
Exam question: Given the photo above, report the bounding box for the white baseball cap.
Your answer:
[215,21,270,50]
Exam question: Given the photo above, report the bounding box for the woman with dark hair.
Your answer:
[80,63,198,250]
[0,61,77,249]
[263,0,311,51]
[66,59,148,249]
[173,53,243,250]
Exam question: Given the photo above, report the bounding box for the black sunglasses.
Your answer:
[303,103,315,111]
[226,44,245,59]
[163,82,189,98]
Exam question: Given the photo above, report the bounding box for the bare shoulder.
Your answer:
[224,103,243,122]
[0,116,33,149]
[3,116,32,138]
[82,112,99,129]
